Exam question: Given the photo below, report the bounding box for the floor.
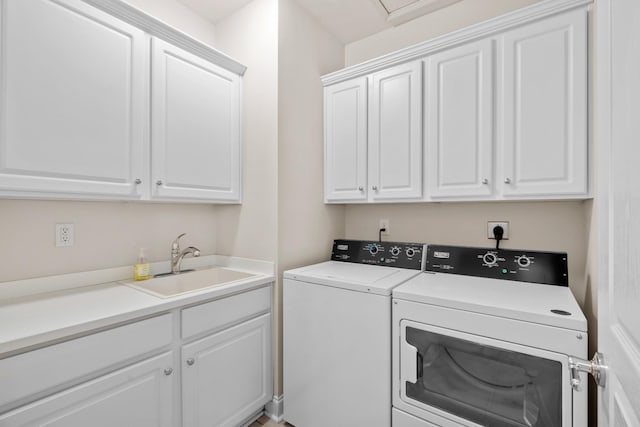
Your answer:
[248,414,293,427]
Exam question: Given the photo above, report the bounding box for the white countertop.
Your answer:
[0,255,274,357]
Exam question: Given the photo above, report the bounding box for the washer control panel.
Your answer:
[425,245,568,286]
[331,239,425,270]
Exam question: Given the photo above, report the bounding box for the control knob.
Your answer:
[483,252,498,266]
[369,245,379,255]
[517,255,531,268]
[406,248,415,258]
[390,246,401,257]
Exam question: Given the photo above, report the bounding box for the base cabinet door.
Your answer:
[151,38,242,202]
[182,314,272,427]
[501,9,588,197]
[0,352,175,427]
[0,0,147,199]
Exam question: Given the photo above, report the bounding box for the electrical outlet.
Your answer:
[56,223,74,247]
[487,221,509,240]
[379,219,390,235]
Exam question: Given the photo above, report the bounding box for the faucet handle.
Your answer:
[172,233,186,250]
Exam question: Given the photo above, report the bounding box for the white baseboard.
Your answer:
[265,394,284,422]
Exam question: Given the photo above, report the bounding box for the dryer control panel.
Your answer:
[331,239,425,270]
[425,245,568,286]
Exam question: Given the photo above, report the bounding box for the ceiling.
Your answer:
[178,0,463,44]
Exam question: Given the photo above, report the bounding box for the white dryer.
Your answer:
[392,245,588,427]
[284,239,426,427]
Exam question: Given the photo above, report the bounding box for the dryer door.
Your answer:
[399,320,573,427]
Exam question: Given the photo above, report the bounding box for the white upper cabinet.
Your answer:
[151,39,242,202]
[322,0,589,203]
[500,9,588,197]
[425,38,494,199]
[0,0,244,202]
[324,77,368,202]
[323,61,422,203]
[370,61,423,201]
[0,0,147,199]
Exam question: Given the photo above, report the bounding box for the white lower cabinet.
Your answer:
[0,285,273,427]
[0,352,175,427]
[182,313,272,427]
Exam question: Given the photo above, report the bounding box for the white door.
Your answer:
[0,353,175,427]
[424,39,494,199]
[182,314,272,427]
[501,9,588,197]
[324,77,368,202]
[151,38,242,202]
[0,0,147,199]
[596,0,640,425]
[370,61,423,201]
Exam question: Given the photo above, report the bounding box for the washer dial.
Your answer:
[482,252,498,266]
[517,255,531,268]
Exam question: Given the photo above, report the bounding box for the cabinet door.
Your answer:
[324,78,368,202]
[370,61,423,200]
[501,9,588,197]
[182,314,272,427]
[0,352,175,427]
[0,0,147,199]
[151,38,242,202]
[425,39,494,198]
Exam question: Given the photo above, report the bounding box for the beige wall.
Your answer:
[346,201,590,302]
[0,200,217,282]
[0,0,220,284]
[345,0,541,65]
[214,0,279,262]
[277,0,345,394]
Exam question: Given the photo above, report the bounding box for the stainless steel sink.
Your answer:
[121,267,257,298]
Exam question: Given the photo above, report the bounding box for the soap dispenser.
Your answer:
[134,248,150,281]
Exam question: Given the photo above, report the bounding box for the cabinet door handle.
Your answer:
[504,178,511,184]
[482,178,489,185]
[156,180,163,186]
[164,367,173,376]
[358,186,364,192]
[186,358,195,366]
[134,178,142,185]
[372,185,378,191]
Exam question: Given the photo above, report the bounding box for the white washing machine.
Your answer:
[284,239,426,427]
[392,245,588,427]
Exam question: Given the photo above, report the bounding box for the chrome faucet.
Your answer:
[171,233,201,274]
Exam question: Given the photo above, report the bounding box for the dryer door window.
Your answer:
[400,323,566,427]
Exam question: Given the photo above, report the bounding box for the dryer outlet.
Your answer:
[379,219,390,235]
[487,221,509,240]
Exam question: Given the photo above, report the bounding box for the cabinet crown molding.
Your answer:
[321,0,590,86]
[81,0,247,76]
